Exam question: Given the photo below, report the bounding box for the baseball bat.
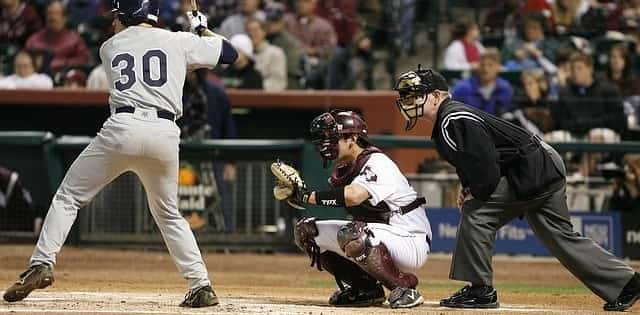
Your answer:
[191,0,197,15]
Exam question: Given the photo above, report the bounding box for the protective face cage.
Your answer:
[394,67,435,131]
[309,113,340,167]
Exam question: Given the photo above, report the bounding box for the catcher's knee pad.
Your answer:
[337,221,418,290]
[337,221,371,262]
[294,217,321,269]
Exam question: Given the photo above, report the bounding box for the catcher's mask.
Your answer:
[394,65,448,130]
[309,111,370,167]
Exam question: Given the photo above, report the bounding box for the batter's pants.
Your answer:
[30,111,211,290]
[450,141,635,302]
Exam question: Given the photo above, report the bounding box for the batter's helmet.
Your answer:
[111,0,159,26]
[309,111,371,166]
[394,65,448,131]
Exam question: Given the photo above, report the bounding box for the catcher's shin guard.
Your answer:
[319,251,385,307]
[337,221,418,290]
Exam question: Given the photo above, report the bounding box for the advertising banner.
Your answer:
[428,208,621,257]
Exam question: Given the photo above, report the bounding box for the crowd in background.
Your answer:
[1,0,640,211]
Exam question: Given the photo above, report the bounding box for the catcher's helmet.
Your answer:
[394,65,448,130]
[111,0,159,26]
[309,111,370,166]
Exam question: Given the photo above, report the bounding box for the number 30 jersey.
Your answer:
[100,26,223,118]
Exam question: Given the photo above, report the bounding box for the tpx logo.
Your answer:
[322,199,337,206]
[626,230,640,245]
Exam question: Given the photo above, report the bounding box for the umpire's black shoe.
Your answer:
[440,284,499,309]
[328,284,385,307]
[604,272,640,312]
[3,264,54,302]
[179,285,219,308]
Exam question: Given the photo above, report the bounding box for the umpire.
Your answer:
[393,66,639,311]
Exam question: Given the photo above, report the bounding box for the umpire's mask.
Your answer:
[394,66,448,130]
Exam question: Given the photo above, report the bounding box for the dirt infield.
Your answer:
[0,245,638,314]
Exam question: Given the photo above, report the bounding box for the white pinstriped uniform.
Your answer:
[30,26,223,290]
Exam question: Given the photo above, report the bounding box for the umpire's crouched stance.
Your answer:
[393,66,640,311]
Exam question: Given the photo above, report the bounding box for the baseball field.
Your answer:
[0,245,638,315]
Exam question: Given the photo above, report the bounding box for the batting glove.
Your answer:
[187,10,208,35]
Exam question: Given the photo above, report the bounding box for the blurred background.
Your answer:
[0,0,639,260]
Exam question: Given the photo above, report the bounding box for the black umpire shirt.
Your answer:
[431,98,550,201]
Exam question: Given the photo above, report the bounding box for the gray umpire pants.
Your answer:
[450,142,636,302]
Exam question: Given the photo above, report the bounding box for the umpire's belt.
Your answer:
[115,106,175,121]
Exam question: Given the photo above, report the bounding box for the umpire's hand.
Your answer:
[457,187,471,211]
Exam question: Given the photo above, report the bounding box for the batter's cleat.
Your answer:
[179,285,219,308]
[439,284,499,309]
[604,272,640,312]
[328,284,386,307]
[388,287,424,309]
[3,264,54,302]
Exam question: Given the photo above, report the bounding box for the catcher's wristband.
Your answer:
[315,188,345,207]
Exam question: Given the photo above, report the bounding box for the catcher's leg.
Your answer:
[337,221,424,308]
[294,218,385,307]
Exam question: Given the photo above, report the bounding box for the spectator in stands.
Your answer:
[482,0,521,42]
[284,0,337,89]
[87,64,108,90]
[61,68,87,90]
[548,47,575,100]
[246,18,287,91]
[551,0,581,34]
[0,51,53,89]
[25,1,90,74]
[316,0,374,89]
[218,0,265,39]
[218,33,263,89]
[443,18,484,72]
[501,13,561,74]
[181,69,238,232]
[548,52,625,144]
[64,0,102,26]
[505,70,554,136]
[206,0,239,29]
[451,48,513,115]
[607,43,640,96]
[265,2,304,89]
[0,0,42,47]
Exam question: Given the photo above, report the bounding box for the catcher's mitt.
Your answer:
[271,160,308,209]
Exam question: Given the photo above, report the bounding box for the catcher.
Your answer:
[272,111,432,308]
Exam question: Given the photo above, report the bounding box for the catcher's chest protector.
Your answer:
[329,147,392,223]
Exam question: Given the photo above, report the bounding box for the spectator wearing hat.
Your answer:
[0,51,53,89]
[0,0,43,47]
[24,1,90,74]
[246,17,287,91]
[217,33,263,89]
[451,48,514,115]
[265,2,304,89]
[62,68,87,90]
[218,0,265,39]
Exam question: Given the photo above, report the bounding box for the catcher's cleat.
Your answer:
[179,285,219,308]
[604,272,640,312]
[388,287,424,309]
[3,264,54,302]
[439,284,499,309]
[328,284,385,307]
